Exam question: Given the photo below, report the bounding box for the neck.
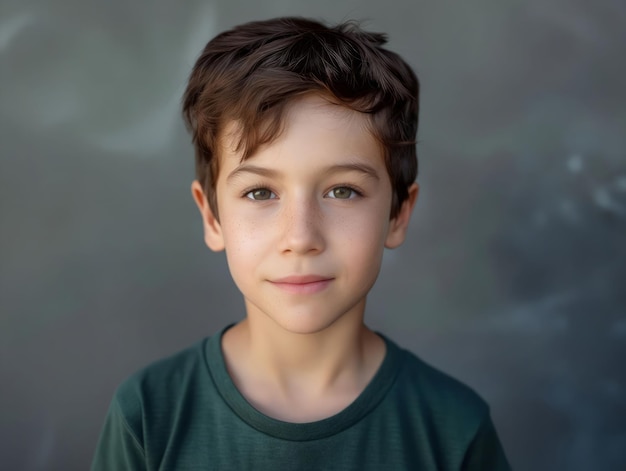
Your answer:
[220,301,387,422]
[232,299,377,394]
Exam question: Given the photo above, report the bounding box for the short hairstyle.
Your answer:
[182,16,419,218]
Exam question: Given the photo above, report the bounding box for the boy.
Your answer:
[92,17,511,470]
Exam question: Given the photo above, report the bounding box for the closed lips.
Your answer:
[270,275,333,284]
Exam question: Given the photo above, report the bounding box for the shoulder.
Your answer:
[389,339,490,431]
[92,339,214,469]
[123,338,206,384]
[113,339,209,436]
[117,339,207,397]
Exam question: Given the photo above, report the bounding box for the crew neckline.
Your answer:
[204,323,404,441]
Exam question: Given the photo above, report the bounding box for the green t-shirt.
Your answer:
[92,325,511,470]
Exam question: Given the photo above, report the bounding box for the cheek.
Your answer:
[338,230,386,293]
[330,210,389,258]
[333,200,390,238]
[222,218,265,258]
[222,226,262,294]
[220,209,278,282]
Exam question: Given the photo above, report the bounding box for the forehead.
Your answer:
[218,94,382,168]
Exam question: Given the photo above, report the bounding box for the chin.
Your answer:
[273,314,343,336]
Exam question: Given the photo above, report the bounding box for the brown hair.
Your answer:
[182,16,419,218]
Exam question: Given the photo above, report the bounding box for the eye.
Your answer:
[326,186,359,199]
[245,188,276,200]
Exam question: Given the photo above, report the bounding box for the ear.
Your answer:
[191,180,225,252]
[385,182,419,249]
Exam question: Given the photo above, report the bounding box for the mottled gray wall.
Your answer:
[1,0,625,469]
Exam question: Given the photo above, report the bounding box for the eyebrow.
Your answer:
[325,163,380,181]
[226,165,280,183]
[226,162,381,182]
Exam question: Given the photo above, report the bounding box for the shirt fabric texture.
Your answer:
[92,324,511,470]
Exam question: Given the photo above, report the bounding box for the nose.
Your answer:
[278,194,325,255]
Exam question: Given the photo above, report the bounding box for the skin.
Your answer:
[192,94,418,422]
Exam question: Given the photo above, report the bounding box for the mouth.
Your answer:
[269,275,334,294]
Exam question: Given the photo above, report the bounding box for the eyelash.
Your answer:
[241,184,277,201]
[326,185,363,199]
[241,184,364,200]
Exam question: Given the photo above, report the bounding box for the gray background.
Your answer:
[1,0,625,469]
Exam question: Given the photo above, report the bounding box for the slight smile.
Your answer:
[269,275,334,294]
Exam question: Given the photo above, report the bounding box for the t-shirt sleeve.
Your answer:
[91,397,147,471]
[461,413,511,471]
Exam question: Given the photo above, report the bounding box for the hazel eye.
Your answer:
[326,187,357,199]
[245,188,276,200]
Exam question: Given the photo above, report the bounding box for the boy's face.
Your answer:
[192,94,417,335]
